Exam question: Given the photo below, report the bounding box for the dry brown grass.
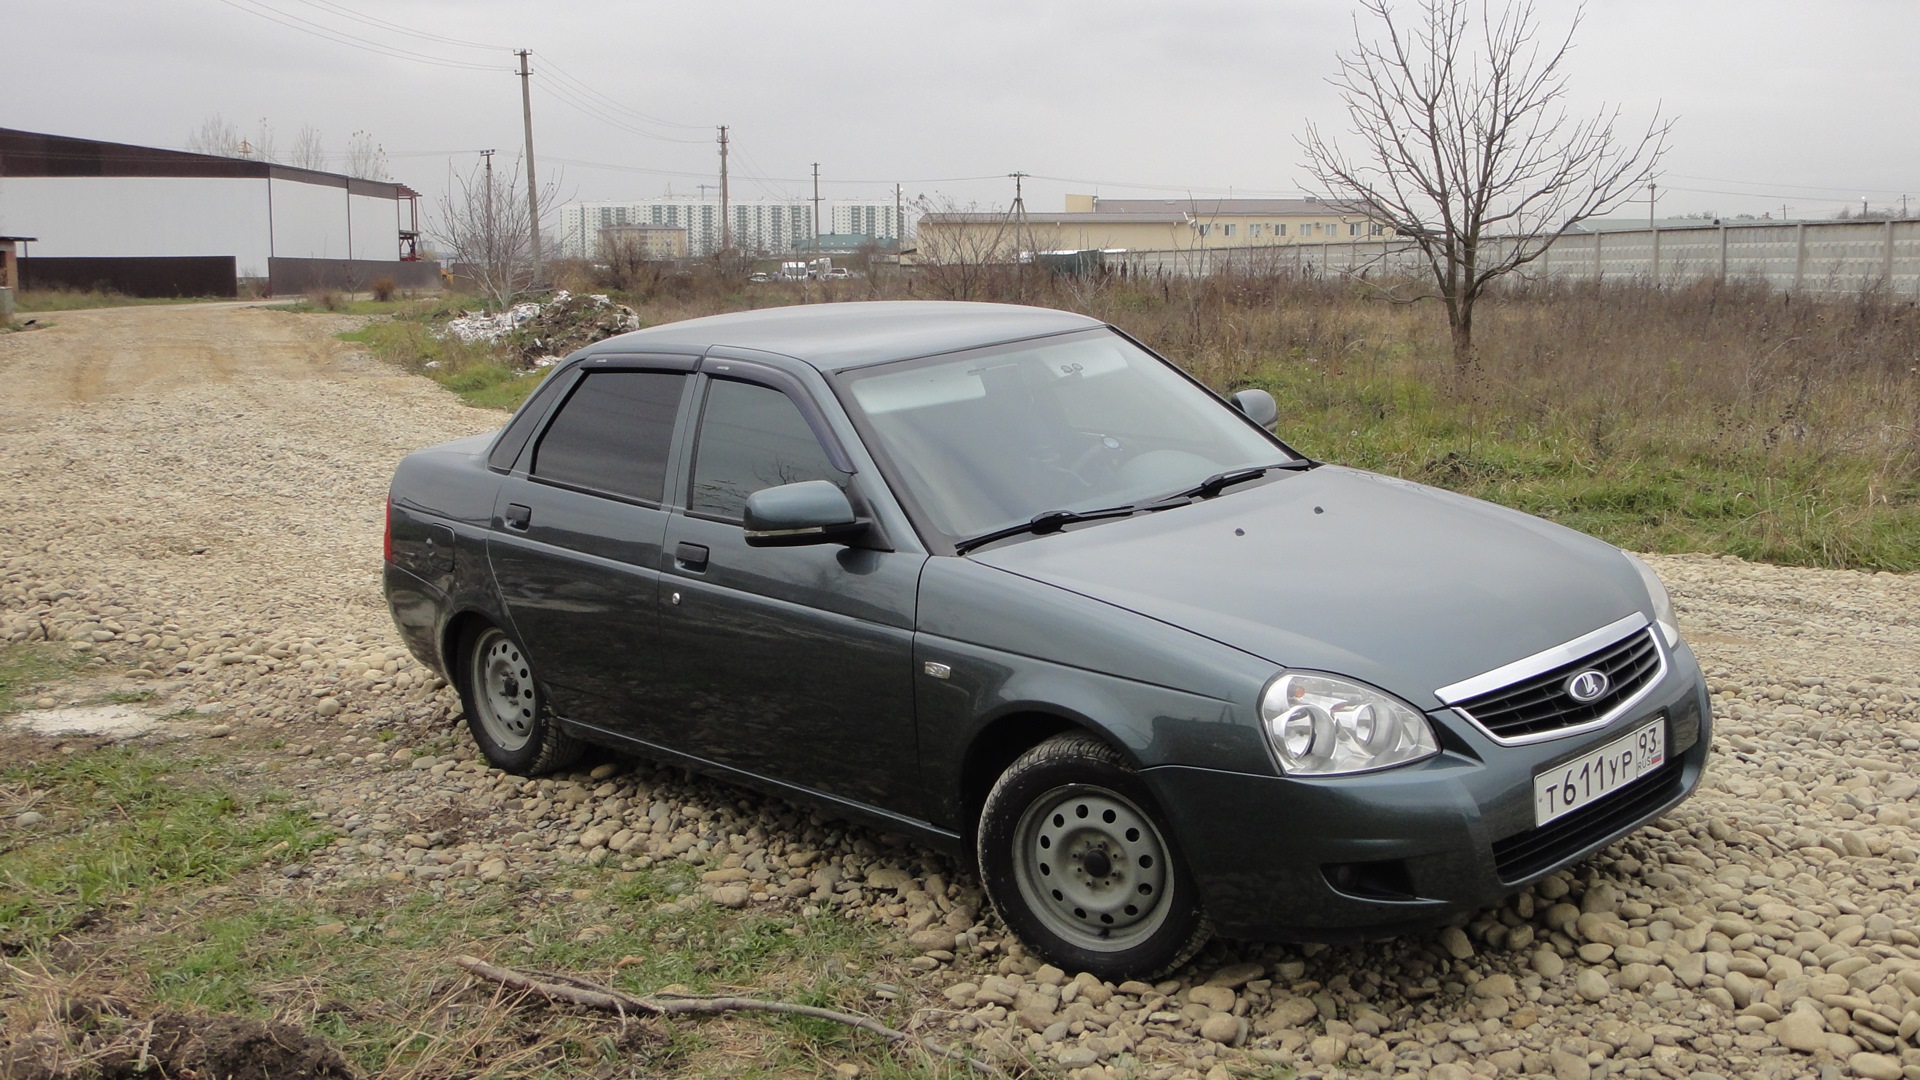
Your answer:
[587,264,1919,568]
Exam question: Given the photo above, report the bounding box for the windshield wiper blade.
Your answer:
[954,504,1144,555]
[1168,459,1316,501]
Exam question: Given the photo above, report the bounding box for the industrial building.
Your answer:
[915,194,1388,264]
[559,198,905,260]
[0,127,439,296]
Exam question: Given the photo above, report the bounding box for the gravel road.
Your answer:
[4,303,1919,1080]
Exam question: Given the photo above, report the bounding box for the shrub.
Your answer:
[371,276,397,302]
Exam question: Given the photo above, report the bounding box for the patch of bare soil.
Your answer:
[0,1000,357,1080]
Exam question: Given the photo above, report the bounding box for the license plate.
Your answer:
[1533,718,1666,827]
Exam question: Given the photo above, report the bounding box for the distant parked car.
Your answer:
[823,267,854,280]
[384,301,1710,978]
[747,271,772,283]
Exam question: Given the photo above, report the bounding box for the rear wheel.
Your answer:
[977,734,1209,980]
[457,622,582,775]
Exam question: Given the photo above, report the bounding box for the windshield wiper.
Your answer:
[1164,459,1316,502]
[954,504,1149,555]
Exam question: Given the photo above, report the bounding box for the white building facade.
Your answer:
[561,198,908,259]
[830,202,905,246]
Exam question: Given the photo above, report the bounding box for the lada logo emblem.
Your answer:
[1565,669,1610,703]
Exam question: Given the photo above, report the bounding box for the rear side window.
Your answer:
[532,371,686,504]
[487,369,572,471]
[689,379,845,521]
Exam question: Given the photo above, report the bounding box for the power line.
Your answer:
[537,55,710,131]
[280,0,508,51]
[1662,173,1911,198]
[533,80,710,145]
[213,0,502,70]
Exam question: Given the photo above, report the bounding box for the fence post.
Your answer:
[1651,225,1660,285]
[1718,224,1728,285]
[1594,231,1603,282]
[1794,223,1807,293]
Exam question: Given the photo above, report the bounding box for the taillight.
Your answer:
[383,494,395,563]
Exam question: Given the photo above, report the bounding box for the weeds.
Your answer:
[0,736,951,1077]
[12,289,208,313]
[332,272,1919,570]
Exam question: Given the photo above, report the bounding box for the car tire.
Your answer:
[456,622,583,776]
[977,733,1210,981]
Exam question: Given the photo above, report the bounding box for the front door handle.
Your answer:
[504,503,532,531]
[674,542,709,571]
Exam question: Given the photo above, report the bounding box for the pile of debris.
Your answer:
[441,291,641,367]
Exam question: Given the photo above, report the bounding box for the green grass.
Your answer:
[0,747,330,949]
[2,738,960,1077]
[335,299,553,411]
[1257,362,1920,571]
[0,641,85,714]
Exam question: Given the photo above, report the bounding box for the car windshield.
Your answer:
[837,328,1293,542]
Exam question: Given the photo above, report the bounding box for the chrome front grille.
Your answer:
[1437,614,1666,745]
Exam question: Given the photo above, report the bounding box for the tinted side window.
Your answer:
[487,368,572,471]
[690,379,844,520]
[532,371,686,504]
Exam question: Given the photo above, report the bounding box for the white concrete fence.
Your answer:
[1109,219,1920,298]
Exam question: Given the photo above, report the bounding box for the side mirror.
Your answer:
[1229,388,1278,430]
[743,481,869,547]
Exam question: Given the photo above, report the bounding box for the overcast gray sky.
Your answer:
[12,0,1918,223]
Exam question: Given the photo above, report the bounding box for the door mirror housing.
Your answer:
[743,481,869,547]
[1229,388,1278,430]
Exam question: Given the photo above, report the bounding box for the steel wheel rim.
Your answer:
[1011,784,1173,952]
[472,628,536,752]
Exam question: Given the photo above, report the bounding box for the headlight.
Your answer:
[1624,552,1682,647]
[1259,672,1439,776]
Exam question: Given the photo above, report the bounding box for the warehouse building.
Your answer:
[0,127,439,296]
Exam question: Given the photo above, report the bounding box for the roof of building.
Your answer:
[1090,197,1365,216]
[0,127,409,196]
[581,300,1102,372]
[923,211,1187,225]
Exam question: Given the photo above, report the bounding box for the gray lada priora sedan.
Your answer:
[384,301,1710,979]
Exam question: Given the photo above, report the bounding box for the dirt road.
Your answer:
[3,303,1920,1079]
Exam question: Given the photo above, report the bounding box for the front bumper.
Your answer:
[1144,640,1711,941]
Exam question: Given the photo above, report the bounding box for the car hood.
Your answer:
[969,465,1649,708]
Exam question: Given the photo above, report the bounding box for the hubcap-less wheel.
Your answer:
[471,627,536,752]
[1012,784,1173,952]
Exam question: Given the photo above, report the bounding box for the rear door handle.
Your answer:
[674,542,709,571]
[504,503,532,531]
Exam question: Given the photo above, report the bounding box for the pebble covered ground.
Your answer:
[3,303,1920,1079]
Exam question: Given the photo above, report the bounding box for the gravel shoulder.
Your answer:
[3,303,1920,1080]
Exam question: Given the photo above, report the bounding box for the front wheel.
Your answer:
[977,734,1209,980]
[456,622,582,776]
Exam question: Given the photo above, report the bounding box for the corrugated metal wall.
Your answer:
[1108,220,1920,297]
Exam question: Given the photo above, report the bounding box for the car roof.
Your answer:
[577,300,1106,373]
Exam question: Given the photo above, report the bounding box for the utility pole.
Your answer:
[811,162,823,255]
[1010,172,1030,293]
[717,126,730,255]
[894,182,904,254]
[515,49,543,289]
[481,149,496,286]
[1647,181,1656,230]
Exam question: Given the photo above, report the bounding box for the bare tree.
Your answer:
[429,156,558,307]
[184,113,244,157]
[1301,0,1669,371]
[909,199,1018,301]
[344,130,388,180]
[246,117,278,163]
[289,125,328,171]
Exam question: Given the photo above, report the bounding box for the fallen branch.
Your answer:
[451,955,998,1075]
